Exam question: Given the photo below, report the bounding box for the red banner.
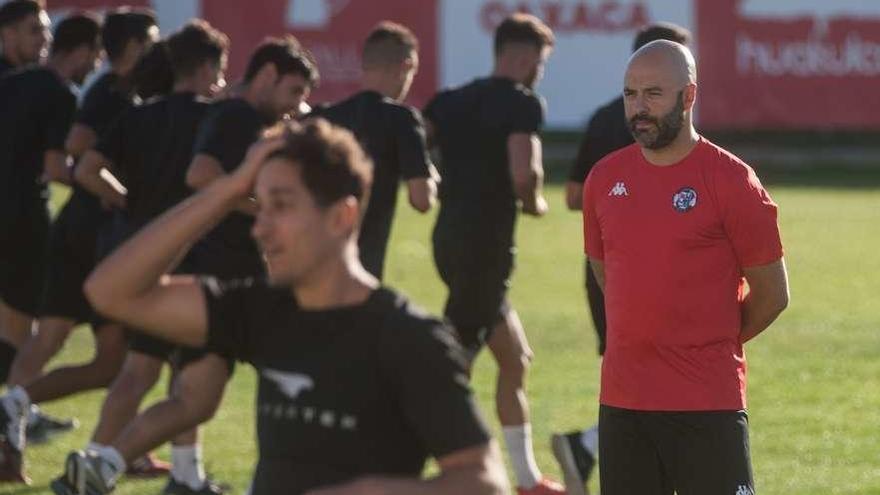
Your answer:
[697,0,880,130]
[202,0,439,109]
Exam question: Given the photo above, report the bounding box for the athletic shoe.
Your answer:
[517,478,566,495]
[51,450,116,495]
[26,407,79,444]
[162,476,229,494]
[0,404,28,484]
[126,452,171,478]
[551,432,595,495]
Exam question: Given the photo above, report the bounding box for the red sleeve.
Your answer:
[719,164,783,267]
[583,170,604,260]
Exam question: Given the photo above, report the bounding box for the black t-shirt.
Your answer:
[0,67,76,219]
[311,91,432,279]
[424,77,544,248]
[95,92,209,229]
[201,279,490,495]
[191,98,266,273]
[66,72,135,226]
[568,96,633,183]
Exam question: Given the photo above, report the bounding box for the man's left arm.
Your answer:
[740,258,789,343]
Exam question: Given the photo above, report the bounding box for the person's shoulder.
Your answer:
[206,97,258,122]
[370,287,445,333]
[698,137,756,179]
[592,142,640,174]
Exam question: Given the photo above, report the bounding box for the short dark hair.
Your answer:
[362,21,418,68]
[494,13,554,56]
[128,39,173,99]
[243,35,319,87]
[267,118,372,212]
[632,23,691,52]
[165,19,228,80]
[50,12,100,57]
[102,8,157,62]
[0,0,43,29]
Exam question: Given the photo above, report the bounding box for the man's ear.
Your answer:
[329,195,361,237]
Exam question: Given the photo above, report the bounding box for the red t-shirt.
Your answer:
[582,137,783,411]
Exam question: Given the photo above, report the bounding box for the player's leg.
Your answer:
[6,317,75,388]
[90,349,163,446]
[68,352,229,494]
[598,405,673,495]
[24,322,127,404]
[660,410,755,495]
[0,301,33,383]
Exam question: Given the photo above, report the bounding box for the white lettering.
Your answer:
[737,33,880,77]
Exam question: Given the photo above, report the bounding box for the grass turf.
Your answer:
[3,174,879,494]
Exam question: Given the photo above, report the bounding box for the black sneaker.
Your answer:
[0,403,28,484]
[27,407,78,444]
[551,431,595,495]
[162,477,229,494]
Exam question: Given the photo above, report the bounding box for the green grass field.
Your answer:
[4,171,880,494]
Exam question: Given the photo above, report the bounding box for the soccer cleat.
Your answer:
[0,403,28,484]
[551,432,595,495]
[51,450,117,495]
[517,478,567,495]
[162,476,229,495]
[27,407,79,444]
[125,452,171,478]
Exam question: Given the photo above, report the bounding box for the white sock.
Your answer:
[502,424,542,488]
[171,444,206,490]
[580,425,599,458]
[95,445,126,487]
[86,441,105,454]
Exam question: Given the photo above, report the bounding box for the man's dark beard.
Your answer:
[628,90,685,150]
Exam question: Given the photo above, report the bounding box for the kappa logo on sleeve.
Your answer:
[735,485,754,495]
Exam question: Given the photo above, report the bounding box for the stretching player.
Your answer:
[312,21,436,280]
[58,119,509,495]
[50,20,230,495]
[0,12,101,484]
[424,13,562,495]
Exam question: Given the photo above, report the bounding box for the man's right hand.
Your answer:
[522,195,549,217]
[228,135,286,198]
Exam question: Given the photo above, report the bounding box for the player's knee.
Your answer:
[498,349,532,379]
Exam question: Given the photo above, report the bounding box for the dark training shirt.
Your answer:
[0,67,76,220]
[190,97,268,277]
[424,77,544,248]
[95,92,210,230]
[201,279,491,494]
[312,91,432,279]
[568,96,633,184]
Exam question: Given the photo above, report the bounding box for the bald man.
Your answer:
[581,40,789,495]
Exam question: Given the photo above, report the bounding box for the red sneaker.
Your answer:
[517,478,566,495]
[126,452,171,478]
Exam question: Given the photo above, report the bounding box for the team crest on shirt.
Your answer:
[672,187,697,212]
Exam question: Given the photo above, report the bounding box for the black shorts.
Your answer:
[128,249,235,375]
[40,204,100,324]
[433,233,513,354]
[0,209,50,316]
[584,259,606,356]
[599,405,755,495]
